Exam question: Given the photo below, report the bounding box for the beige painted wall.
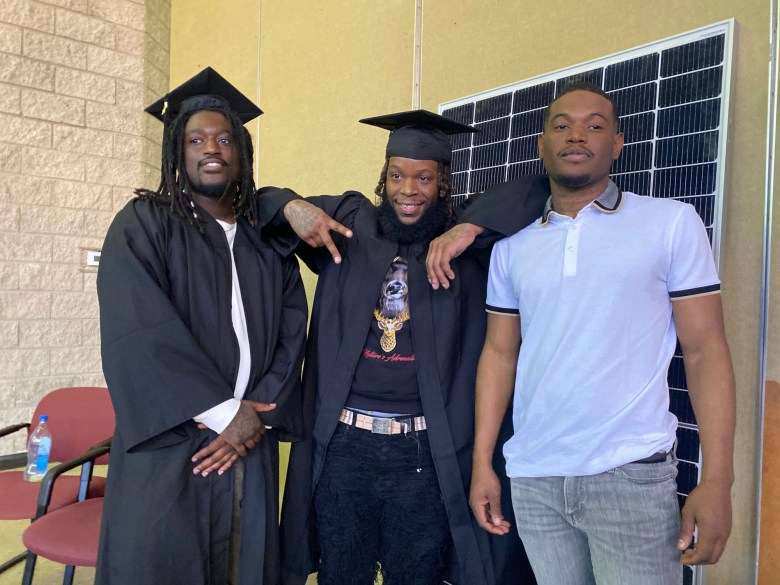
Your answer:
[170,0,261,176]
[171,0,414,202]
[172,0,416,296]
[171,0,775,582]
[257,0,416,193]
[760,5,780,584]
[768,15,780,384]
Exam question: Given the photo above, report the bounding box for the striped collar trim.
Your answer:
[541,180,623,225]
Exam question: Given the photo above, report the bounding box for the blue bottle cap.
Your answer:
[39,415,48,422]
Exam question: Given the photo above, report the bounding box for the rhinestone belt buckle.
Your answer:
[371,418,392,434]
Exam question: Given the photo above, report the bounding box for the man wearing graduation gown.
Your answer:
[96,68,307,585]
[260,111,549,585]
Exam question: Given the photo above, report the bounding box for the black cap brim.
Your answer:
[145,67,263,124]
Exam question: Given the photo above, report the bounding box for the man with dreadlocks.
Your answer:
[258,110,548,585]
[95,67,307,585]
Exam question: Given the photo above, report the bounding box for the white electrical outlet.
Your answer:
[85,250,101,268]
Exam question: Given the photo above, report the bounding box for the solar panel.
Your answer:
[441,20,734,584]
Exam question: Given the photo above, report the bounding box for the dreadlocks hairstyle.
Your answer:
[437,162,454,217]
[135,100,258,231]
[373,159,389,201]
[374,159,454,217]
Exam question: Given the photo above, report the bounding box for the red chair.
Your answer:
[21,440,111,585]
[0,387,114,574]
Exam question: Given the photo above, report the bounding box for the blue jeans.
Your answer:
[510,454,682,585]
[314,423,450,585]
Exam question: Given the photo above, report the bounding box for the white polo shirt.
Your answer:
[486,182,720,477]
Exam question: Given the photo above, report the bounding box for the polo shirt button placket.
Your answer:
[563,221,580,277]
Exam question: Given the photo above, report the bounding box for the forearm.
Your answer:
[677,337,735,564]
[684,340,736,485]
[256,187,302,228]
[473,344,517,468]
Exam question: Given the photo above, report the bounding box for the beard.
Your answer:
[549,171,594,189]
[375,194,449,244]
[191,179,233,200]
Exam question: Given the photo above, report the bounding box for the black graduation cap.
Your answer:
[359,109,477,163]
[145,67,263,124]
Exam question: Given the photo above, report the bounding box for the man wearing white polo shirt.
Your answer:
[469,82,735,585]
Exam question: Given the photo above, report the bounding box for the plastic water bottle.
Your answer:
[23,415,52,482]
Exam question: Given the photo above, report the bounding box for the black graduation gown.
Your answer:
[262,176,550,585]
[95,198,307,585]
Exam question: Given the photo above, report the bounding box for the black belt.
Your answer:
[631,451,669,464]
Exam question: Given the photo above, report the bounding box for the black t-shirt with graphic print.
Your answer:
[346,254,422,414]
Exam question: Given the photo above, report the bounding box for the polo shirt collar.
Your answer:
[540,180,623,225]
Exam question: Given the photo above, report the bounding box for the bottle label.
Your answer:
[35,436,51,473]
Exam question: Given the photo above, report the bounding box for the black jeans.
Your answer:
[314,423,450,585]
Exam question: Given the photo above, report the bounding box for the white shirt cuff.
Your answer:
[193,398,241,434]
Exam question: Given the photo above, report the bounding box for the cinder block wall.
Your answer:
[0,0,169,455]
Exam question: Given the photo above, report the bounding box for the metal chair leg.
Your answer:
[0,551,27,573]
[63,564,75,585]
[20,551,37,585]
